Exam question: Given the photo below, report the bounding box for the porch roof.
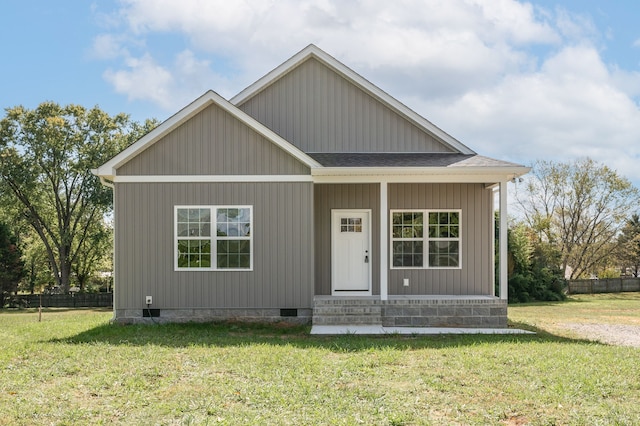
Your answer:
[308,153,524,168]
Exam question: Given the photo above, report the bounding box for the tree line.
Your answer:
[1,102,639,305]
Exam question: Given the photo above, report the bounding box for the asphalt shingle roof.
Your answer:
[307,153,523,168]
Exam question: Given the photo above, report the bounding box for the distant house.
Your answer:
[94,45,528,330]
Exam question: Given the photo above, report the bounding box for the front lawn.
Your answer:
[1,296,639,425]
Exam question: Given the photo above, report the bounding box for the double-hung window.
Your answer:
[391,210,461,269]
[175,206,253,271]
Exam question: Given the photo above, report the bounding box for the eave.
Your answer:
[310,166,531,184]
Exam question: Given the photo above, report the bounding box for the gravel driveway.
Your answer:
[561,323,640,347]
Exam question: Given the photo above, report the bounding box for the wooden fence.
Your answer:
[566,278,640,294]
[10,293,113,308]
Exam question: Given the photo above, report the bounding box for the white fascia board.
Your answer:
[231,44,475,155]
[231,45,316,105]
[112,175,313,183]
[95,91,216,177]
[311,166,530,184]
[95,90,321,178]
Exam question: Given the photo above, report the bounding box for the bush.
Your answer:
[506,224,566,303]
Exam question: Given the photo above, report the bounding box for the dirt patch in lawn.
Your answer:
[561,323,640,347]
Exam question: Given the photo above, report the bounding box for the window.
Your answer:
[175,206,252,270]
[391,210,460,269]
[341,217,363,233]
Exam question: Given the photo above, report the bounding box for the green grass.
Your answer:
[0,296,639,425]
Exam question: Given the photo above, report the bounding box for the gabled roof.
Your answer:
[93,90,322,180]
[231,44,476,155]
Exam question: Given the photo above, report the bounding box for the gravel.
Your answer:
[561,323,640,348]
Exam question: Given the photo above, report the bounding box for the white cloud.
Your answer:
[103,54,173,108]
[418,45,640,183]
[90,34,128,60]
[94,0,640,186]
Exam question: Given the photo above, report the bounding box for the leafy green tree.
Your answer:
[515,158,639,279]
[616,214,640,276]
[0,102,156,293]
[0,222,24,306]
[507,222,565,303]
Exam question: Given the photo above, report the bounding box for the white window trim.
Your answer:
[174,205,254,272]
[390,209,462,270]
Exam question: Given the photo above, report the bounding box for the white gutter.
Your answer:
[92,169,115,189]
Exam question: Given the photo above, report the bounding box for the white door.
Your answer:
[331,210,371,294]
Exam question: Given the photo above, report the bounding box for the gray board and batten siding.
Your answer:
[314,184,381,296]
[113,182,314,316]
[112,101,316,322]
[237,57,456,154]
[313,183,494,298]
[388,183,494,296]
[117,103,310,176]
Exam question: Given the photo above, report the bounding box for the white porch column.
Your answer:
[499,180,508,300]
[380,181,388,301]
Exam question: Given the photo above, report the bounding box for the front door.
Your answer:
[331,210,371,294]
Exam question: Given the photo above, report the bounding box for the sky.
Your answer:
[2,0,640,188]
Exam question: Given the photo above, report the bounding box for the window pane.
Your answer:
[217,239,250,269]
[227,224,240,236]
[217,223,228,237]
[241,222,250,237]
[392,240,423,267]
[177,239,210,268]
[199,209,211,222]
[429,241,459,267]
[189,208,200,221]
[188,223,200,236]
[177,209,189,222]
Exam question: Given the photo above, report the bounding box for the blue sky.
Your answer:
[2,1,640,188]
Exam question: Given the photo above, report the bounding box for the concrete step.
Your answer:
[312,315,382,326]
[313,306,382,315]
[312,299,382,325]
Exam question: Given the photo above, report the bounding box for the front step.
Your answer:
[312,298,382,325]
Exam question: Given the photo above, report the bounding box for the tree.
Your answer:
[0,222,24,307]
[506,222,565,303]
[616,214,640,276]
[0,102,156,293]
[515,158,639,279]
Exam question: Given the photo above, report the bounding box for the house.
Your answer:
[94,45,529,330]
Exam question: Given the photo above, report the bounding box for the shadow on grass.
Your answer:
[51,319,603,351]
